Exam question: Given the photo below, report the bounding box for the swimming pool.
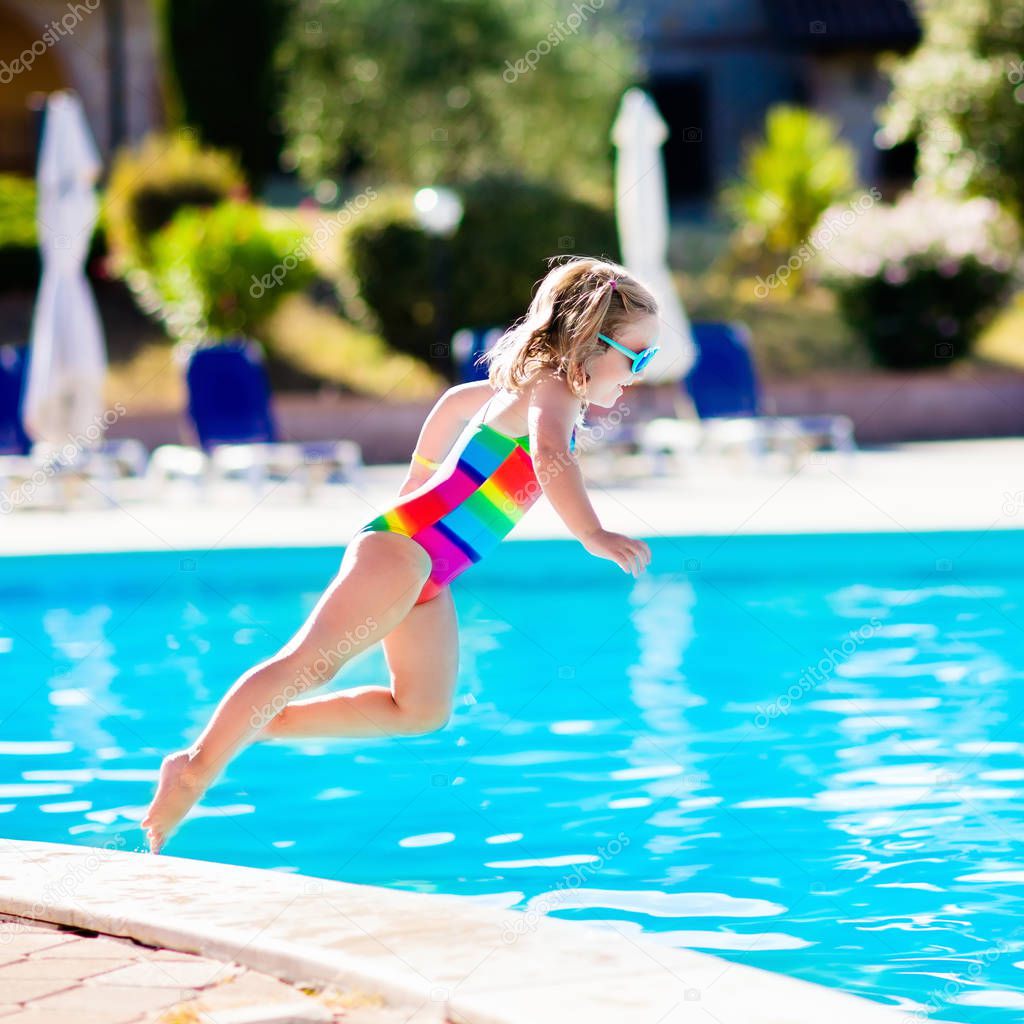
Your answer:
[3,530,1022,1021]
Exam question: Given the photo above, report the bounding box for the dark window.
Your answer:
[877,137,916,183]
[646,73,712,201]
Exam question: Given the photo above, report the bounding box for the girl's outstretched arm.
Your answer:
[526,371,598,537]
[527,372,651,578]
[396,381,496,498]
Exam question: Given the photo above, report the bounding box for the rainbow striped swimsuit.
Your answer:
[356,402,577,605]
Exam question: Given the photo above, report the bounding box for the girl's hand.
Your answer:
[580,528,652,578]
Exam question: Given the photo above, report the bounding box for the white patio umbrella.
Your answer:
[23,90,107,450]
[611,88,696,384]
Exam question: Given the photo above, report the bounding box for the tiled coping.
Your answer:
[0,839,953,1024]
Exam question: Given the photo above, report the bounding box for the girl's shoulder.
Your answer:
[527,369,584,417]
[439,379,499,418]
[522,367,576,400]
[520,369,585,446]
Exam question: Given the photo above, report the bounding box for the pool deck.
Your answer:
[0,840,962,1024]
[2,438,1012,1023]
[1,437,1021,554]
[0,907,400,1023]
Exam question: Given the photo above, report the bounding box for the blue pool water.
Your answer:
[2,531,1023,1021]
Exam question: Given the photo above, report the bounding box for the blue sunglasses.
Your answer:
[597,332,659,374]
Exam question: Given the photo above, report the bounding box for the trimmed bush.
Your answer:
[103,132,248,275]
[341,175,618,370]
[811,190,1021,368]
[149,200,317,344]
[452,175,620,328]
[337,186,438,360]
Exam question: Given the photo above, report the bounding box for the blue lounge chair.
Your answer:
[186,338,278,450]
[685,322,760,420]
[150,338,362,496]
[0,344,30,456]
[639,321,856,472]
[451,326,505,384]
[0,344,37,507]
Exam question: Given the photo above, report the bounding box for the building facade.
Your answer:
[625,0,920,211]
[0,0,162,173]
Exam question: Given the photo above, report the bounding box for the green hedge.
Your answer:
[149,199,317,344]
[829,262,1015,368]
[0,174,108,294]
[0,175,39,292]
[341,174,618,371]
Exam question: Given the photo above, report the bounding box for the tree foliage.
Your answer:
[276,0,636,195]
[154,0,290,186]
[878,0,1024,223]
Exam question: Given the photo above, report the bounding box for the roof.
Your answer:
[765,0,921,51]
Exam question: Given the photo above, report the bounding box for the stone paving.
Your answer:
[0,912,419,1024]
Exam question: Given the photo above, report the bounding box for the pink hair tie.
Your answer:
[608,279,618,291]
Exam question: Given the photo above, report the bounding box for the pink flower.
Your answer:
[883,263,909,285]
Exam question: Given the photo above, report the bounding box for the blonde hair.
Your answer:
[480,256,659,418]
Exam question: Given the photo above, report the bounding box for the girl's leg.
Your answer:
[257,584,458,740]
[141,531,432,852]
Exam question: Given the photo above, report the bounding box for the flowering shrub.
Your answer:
[811,190,1020,368]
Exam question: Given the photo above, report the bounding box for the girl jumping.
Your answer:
[142,255,658,854]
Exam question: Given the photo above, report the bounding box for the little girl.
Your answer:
[142,255,658,854]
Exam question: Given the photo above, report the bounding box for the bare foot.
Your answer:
[141,749,215,854]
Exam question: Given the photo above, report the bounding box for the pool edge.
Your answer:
[0,838,949,1024]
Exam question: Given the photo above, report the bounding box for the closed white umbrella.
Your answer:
[611,88,696,384]
[24,90,107,449]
